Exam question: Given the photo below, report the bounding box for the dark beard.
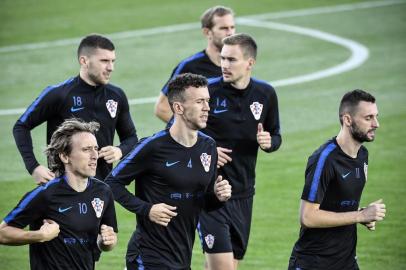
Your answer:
[350,122,374,143]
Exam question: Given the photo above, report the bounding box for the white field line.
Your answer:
[0,0,402,54]
[239,19,369,87]
[1,0,402,116]
[243,0,406,21]
[0,22,369,116]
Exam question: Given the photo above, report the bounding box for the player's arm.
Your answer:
[97,188,118,251]
[300,153,385,229]
[105,139,178,226]
[300,199,386,228]
[155,64,184,123]
[0,220,59,245]
[105,139,154,216]
[0,185,55,245]
[203,146,230,211]
[105,168,152,216]
[13,86,60,184]
[259,87,281,152]
[154,92,173,123]
[100,90,138,164]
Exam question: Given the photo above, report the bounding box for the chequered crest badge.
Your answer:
[91,198,104,218]
[106,99,118,118]
[200,153,211,172]
[250,101,263,120]
[364,162,368,182]
[205,234,215,249]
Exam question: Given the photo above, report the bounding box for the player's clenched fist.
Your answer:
[149,203,178,227]
[214,175,232,201]
[39,219,60,242]
[257,123,272,150]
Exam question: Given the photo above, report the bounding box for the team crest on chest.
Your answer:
[364,162,368,182]
[200,153,211,172]
[106,99,118,118]
[250,101,263,120]
[205,234,215,249]
[91,198,104,218]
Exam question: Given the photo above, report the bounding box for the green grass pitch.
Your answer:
[0,0,405,269]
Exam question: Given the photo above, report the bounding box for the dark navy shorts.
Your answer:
[198,197,253,260]
[287,255,360,270]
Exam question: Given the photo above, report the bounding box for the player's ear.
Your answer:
[342,113,352,127]
[173,102,184,115]
[202,27,211,38]
[79,55,88,67]
[59,152,69,164]
[247,57,256,70]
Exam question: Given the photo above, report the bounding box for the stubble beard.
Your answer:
[350,122,375,143]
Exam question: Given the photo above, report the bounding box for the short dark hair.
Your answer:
[167,73,208,111]
[201,6,234,29]
[45,118,100,176]
[223,33,257,59]
[339,89,376,125]
[77,34,115,59]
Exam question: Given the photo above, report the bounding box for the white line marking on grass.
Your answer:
[0,97,161,116]
[238,19,369,87]
[0,20,369,116]
[0,0,402,54]
[244,0,406,21]
[2,0,400,115]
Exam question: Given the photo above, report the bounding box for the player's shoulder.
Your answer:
[207,77,223,94]
[182,50,206,63]
[251,77,276,93]
[129,130,169,154]
[308,138,338,165]
[358,145,369,158]
[207,76,222,86]
[175,50,207,71]
[105,82,126,98]
[90,177,109,187]
[43,176,65,189]
[197,131,216,146]
[33,176,65,198]
[39,76,77,99]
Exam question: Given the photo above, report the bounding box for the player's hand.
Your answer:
[32,165,55,185]
[99,146,122,164]
[99,224,117,246]
[217,147,232,168]
[149,203,177,227]
[361,221,376,231]
[257,123,272,150]
[358,199,386,223]
[214,175,232,202]
[39,219,59,242]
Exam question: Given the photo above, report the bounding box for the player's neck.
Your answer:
[336,129,362,158]
[65,171,89,192]
[79,70,97,86]
[231,74,251,90]
[205,46,221,67]
[169,122,198,147]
